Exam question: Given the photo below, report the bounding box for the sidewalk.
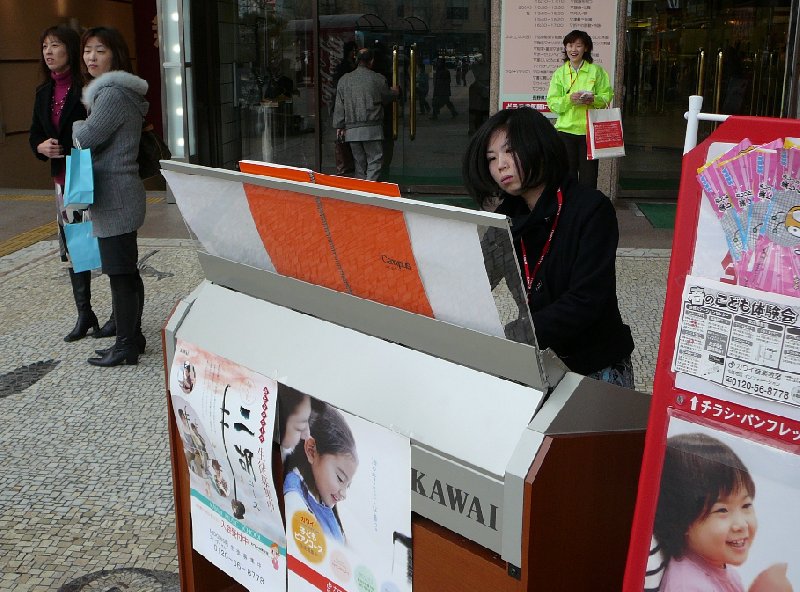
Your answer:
[0,191,672,591]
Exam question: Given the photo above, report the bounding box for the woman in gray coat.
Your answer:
[73,27,148,367]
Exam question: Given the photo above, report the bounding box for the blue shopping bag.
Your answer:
[64,147,94,206]
[63,221,101,273]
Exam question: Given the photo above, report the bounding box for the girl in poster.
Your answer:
[284,403,358,544]
[653,433,792,592]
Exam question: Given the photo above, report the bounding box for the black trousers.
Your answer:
[98,231,144,342]
[558,131,599,190]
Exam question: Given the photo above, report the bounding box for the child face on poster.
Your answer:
[655,433,758,567]
[305,436,358,508]
[684,485,757,568]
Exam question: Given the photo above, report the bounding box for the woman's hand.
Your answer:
[749,563,793,592]
[37,138,64,158]
[570,91,594,105]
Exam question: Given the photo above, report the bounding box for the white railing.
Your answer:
[683,95,730,154]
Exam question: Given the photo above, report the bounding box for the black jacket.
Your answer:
[497,177,634,375]
[29,79,87,179]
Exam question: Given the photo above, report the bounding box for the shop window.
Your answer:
[446,0,469,20]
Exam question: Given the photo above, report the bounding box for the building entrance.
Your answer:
[209,1,489,196]
[621,0,798,197]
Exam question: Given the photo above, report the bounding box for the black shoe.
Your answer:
[64,310,99,342]
[88,341,139,367]
[95,333,146,356]
[93,317,116,339]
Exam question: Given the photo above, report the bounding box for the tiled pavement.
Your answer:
[0,196,671,591]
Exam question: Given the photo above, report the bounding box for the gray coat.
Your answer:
[332,64,395,142]
[73,71,149,238]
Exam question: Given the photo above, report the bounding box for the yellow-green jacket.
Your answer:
[546,61,613,135]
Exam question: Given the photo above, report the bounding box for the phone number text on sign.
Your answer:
[673,276,800,407]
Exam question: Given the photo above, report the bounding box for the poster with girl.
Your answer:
[170,339,287,592]
[650,415,800,591]
[278,389,412,592]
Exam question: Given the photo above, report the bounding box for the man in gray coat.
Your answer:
[332,48,398,181]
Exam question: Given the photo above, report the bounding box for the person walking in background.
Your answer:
[74,27,149,367]
[332,41,357,176]
[332,48,398,181]
[431,58,457,120]
[468,54,490,135]
[546,30,612,189]
[29,25,114,343]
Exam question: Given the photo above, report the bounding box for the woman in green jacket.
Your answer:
[546,30,612,189]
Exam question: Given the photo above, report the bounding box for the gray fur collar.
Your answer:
[82,70,148,107]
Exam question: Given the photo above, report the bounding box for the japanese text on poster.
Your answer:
[499,0,617,112]
[673,276,800,407]
[170,339,287,592]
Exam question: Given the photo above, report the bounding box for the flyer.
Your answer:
[170,339,287,591]
[672,275,800,407]
[278,391,412,592]
[649,415,800,591]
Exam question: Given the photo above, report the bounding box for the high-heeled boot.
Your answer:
[64,269,99,342]
[94,272,146,357]
[93,313,116,339]
[88,274,139,367]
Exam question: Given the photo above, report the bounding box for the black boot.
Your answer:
[95,273,146,356]
[95,333,146,357]
[88,274,139,367]
[64,269,99,342]
[93,314,116,339]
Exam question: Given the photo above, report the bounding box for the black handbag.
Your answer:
[137,121,171,180]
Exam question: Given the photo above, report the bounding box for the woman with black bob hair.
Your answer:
[462,107,634,387]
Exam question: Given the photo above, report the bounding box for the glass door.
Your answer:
[319,2,490,195]
[621,0,794,196]
[197,0,489,197]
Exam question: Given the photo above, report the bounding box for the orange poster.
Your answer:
[319,199,433,317]
[244,184,347,292]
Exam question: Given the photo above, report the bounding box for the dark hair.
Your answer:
[653,433,756,561]
[462,107,569,209]
[80,26,133,80]
[38,25,83,88]
[285,403,357,534]
[356,47,374,65]
[562,30,594,63]
[278,387,315,439]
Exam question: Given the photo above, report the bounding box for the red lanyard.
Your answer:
[520,189,563,295]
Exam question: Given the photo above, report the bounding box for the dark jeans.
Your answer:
[558,131,599,190]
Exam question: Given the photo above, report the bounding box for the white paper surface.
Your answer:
[405,211,505,338]
[672,275,800,408]
[163,170,275,272]
[690,142,736,281]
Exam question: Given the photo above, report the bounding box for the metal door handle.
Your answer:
[713,49,723,114]
[409,44,416,140]
[696,49,706,96]
[392,45,399,141]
